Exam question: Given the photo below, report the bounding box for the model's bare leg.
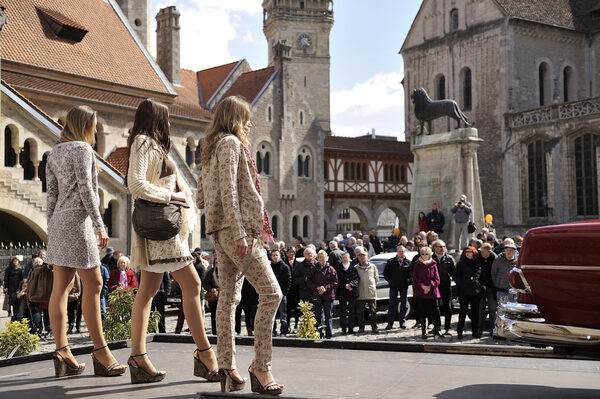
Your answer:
[171,265,218,373]
[130,270,163,374]
[49,265,78,366]
[78,267,125,370]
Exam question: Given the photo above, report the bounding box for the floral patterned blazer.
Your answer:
[196,135,263,241]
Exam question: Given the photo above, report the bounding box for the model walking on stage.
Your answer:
[197,96,284,395]
[46,105,126,377]
[126,99,219,384]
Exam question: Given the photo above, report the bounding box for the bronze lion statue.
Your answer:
[411,88,470,135]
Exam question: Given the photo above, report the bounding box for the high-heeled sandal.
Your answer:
[127,353,166,384]
[193,346,220,382]
[92,345,127,377]
[53,345,85,378]
[220,368,247,393]
[248,366,283,395]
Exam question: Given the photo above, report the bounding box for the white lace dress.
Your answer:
[145,158,193,274]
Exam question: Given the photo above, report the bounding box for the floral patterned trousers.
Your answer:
[213,227,282,371]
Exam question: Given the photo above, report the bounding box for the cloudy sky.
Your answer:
[150,1,421,140]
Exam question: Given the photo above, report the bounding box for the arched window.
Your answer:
[297,147,311,178]
[186,144,193,166]
[539,62,550,106]
[201,215,206,238]
[103,201,113,237]
[574,134,599,216]
[461,67,472,111]
[450,8,459,32]
[256,151,264,174]
[256,143,272,175]
[4,126,17,167]
[527,141,548,217]
[273,215,280,237]
[292,215,299,238]
[435,75,446,100]
[302,215,309,238]
[563,66,574,102]
[40,153,49,192]
[20,140,35,180]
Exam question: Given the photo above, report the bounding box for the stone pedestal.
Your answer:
[408,128,484,250]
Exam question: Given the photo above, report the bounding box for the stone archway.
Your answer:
[330,201,371,236]
[374,202,410,238]
[0,204,47,245]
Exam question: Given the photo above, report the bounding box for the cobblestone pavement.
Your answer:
[1,291,527,356]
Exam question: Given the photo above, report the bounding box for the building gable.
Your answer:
[401,0,506,52]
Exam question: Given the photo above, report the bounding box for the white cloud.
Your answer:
[331,72,406,140]
[150,0,261,70]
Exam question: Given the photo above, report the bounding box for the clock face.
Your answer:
[298,33,312,49]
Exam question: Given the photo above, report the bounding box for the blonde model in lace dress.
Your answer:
[125,99,218,385]
[46,105,126,378]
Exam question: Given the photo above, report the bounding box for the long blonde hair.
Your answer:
[60,105,96,146]
[201,96,250,169]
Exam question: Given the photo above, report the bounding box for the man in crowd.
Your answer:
[426,203,445,234]
[101,247,121,272]
[369,228,383,255]
[355,247,379,334]
[451,194,472,249]
[363,235,376,258]
[491,242,518,302]
[327,240,344,270]
[271,250,292,336]
[385,228,401,252]
[346,237,358,260]
[432,239,456,335]
[383,245,412,329]
[292,247,316,304]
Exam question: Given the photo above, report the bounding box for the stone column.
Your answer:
[13,146,22,168]
[408,128,484,251]
[32,162,40,181]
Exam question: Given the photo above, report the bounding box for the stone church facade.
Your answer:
[0,0,334,253]
[401,0,600,233]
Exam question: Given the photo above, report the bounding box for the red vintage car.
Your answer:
[495,221,600,355]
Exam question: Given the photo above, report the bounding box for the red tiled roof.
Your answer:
[223,66,276,104]
[106,147,129,177]
[495,0,598,32]
[1,79,60,128]
[36,6,87,32]
[197,61,239,106]
[2,70,211,120]
[1,0,171,93]
[324,136,412,155]
[176,68,200,105]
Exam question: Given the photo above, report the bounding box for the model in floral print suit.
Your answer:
[197,96,284,395]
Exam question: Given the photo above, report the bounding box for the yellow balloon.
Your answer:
[485,214,493,223]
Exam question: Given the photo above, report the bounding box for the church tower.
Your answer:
[263,0,334,134]
[115,0,151,51]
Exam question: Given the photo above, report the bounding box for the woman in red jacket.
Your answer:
[412,246,441,338]
[108,256,137,292]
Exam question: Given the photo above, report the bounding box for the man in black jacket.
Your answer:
[292,247,316,303]
[432,239,456,335]
[327,240,344,270]
[271,251,292,336]
[383,245,412,329]
[426,203,445,234]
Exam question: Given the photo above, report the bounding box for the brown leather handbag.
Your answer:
[27,263,54,303]
[132,199,189,241]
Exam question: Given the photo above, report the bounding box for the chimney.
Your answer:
[156,6,180,85]
[371,128,376,139]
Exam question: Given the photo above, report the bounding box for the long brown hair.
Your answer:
[125,99,171,186]
[201,96,250,169]
[60,105,96,146]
